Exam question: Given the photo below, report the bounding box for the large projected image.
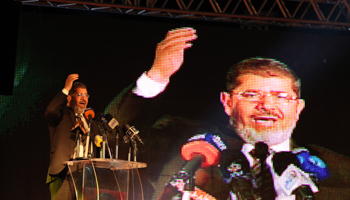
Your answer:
[103,27,350,200]
[1,6,350,200]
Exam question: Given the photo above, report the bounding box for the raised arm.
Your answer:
[105,28,197,125]
[147,27,197,83]
[45,74,79,127]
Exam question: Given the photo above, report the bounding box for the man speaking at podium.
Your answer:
[106,28,350,199]
[45,74,100,200]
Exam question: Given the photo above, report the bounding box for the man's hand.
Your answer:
[147,27,197,83]
[64,74,79,92]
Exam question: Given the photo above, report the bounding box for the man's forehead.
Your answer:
[75,88,88,93]
[235,74,294,92]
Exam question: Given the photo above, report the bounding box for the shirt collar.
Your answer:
[241,139,291,154]
[270,139,291,152]
[75,113,83,117]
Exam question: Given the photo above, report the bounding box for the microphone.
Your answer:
[273,150,330,181]
[162,133,225,200]
[82,108,94,159]
[251,142,276,200]
[105,114,119,130]
[98,113,123,159]
[219,150,254,200]
[84,107,95,125]
[98,113,113,133]
[123,124,144,144]
[295,151,330,182]
[276,164,318,199]
[180,134,224,185]
[181,141,219,175]
[255,142,270,162]
[98,113,123,135]
[272,151,323,199]
[181,133,226,169]
[94,135,103,147]
[272,151,300,176]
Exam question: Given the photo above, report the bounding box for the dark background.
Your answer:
[1,2,350,199]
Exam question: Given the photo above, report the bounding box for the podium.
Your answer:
[64,158,147,200]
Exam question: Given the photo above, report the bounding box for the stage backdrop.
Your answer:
[1,4,350,200]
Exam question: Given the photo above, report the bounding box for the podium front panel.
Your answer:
[64,159,147,200]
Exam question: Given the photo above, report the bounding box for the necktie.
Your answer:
[76,114,87,158]
[251,142,276,200]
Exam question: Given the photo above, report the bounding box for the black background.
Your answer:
[1,2,350,199]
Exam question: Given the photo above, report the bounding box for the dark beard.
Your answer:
[72,105,85,114]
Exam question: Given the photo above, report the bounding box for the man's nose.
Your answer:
[256,95,276,111]
[81,95,88,101]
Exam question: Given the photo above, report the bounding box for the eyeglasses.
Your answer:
[232,90,297,104]
[73,93,90,99]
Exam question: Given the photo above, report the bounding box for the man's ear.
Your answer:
[220,92,234,116]
[67,95,72,107]
[295,99,305,120]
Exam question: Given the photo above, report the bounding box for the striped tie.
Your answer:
[76,114,87,158]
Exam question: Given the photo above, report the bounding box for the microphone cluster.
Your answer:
[219,143,330,200]
[163,135,330,200]
[93,112,144,146]
[272,150,330,199]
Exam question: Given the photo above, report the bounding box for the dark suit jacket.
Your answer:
[105,84,350,200]
[45,91,100,177]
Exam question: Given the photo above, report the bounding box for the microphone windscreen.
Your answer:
[84,107,95,120]
[255,142,269,160]
[296,151,330,181]
[272,152,299,176]
[181,140,220,168]
[105,113,113,121]
[94,135,103,147]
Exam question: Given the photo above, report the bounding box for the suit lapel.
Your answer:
[67,107,76,128]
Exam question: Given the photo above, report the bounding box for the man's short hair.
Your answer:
[225,57,301,97]
[68,82,87,95]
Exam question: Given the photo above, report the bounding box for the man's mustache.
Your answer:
[254,109,282,119]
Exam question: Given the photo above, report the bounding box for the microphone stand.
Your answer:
[99,129,113,159]
[126,138,138,162]
[102,131,106,159]
[84,122,91,159]
[72,120,87,159]
[123,126,143,162]
[115,132,119,159]
[132,139,138,162]
[74,128,81,159]
[105,131,113,159]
